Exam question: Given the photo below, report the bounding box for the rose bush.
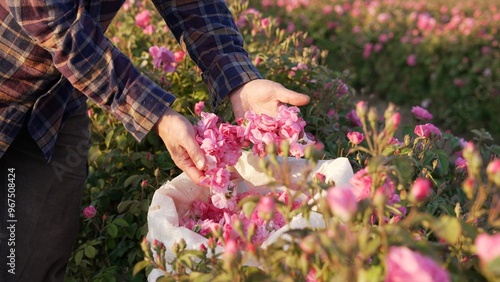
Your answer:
[66,0,500,281]
[251,0,500,140]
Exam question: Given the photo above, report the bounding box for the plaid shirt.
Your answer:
[0,0,261,160]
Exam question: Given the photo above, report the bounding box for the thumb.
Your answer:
[276,87,310,106]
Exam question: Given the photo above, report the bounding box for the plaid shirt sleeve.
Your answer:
[6,0,176,142]
[152,0,263,108]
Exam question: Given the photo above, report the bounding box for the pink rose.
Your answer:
[148,46,176,73]
[174,50,186,62]
[386,246,450,282]
[326,185,358,222]
[350,168,395,202]
[414,123,442,138]
[410,178,432,203]
[194,101,205,116]
[363,43,373,58]
[135,10,151,29]
[83,206,97,219]
[407,54,417,67]
[346,110,362,127]
[347,131,365,145]
[454,157,467,172]
[474,233,500,264]
[411,106,433,120]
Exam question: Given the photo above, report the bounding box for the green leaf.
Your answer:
[113,218,129,227]
[84,245,96,259]
[117,200,134,213]
[432,216,461,245]
[132,260,150,277]
[124,174,140,188]
[105,130,114,149]
[435,149,450,174]
[107,223,119,238]
[75,250,84,265]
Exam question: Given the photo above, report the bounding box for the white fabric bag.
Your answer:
[146,151,353,280]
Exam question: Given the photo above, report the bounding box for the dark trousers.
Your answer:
[0,104,91,282]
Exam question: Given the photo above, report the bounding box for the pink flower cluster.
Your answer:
[239,105,315,158]
[180,190,304,249]
[193,105,314,209]
[135,10,154,35]
[194,112,245,209]
[350,168,406,223]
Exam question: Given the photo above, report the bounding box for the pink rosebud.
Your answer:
[83,206,97,219]
[407,54,417,67]
[223,239,238,262]
[260,18,270,28]
[347,131,365,145]
[141,180,148,189]
[326,185,358,222]
[386,246,450,282]
[258,196,275,220]
[194,101,205,116]
[486,159,500,185]
[135,10,151,29]
[386,112,401,130]
[411,106,433,120]
[173,50,185,62]
[410,178,432,203]
[474,233,500,264]
[355,100,367,119]
[314,172,326,183]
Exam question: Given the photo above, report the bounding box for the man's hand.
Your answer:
[154,108,206,184]
[229,79,310,119]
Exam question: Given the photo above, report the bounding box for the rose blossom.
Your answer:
[414,123,442,138]
[407,54,417,67]
[83,206,97,219]
[347,131,365,145]
[409,178,432,203]
[386,246,450,282]
[148,46,177,73]
[194,101,205,116]
[326,185,358,222]
[346,110,362,127]
[135,10,150,28]
[411,106,433,120]
[474,233,500,264]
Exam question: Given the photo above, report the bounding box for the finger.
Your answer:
[181,163,207,185]
[276,88,310,106]
[183,137,207,171]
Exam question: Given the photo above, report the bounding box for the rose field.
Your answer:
[66,0,500,281]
